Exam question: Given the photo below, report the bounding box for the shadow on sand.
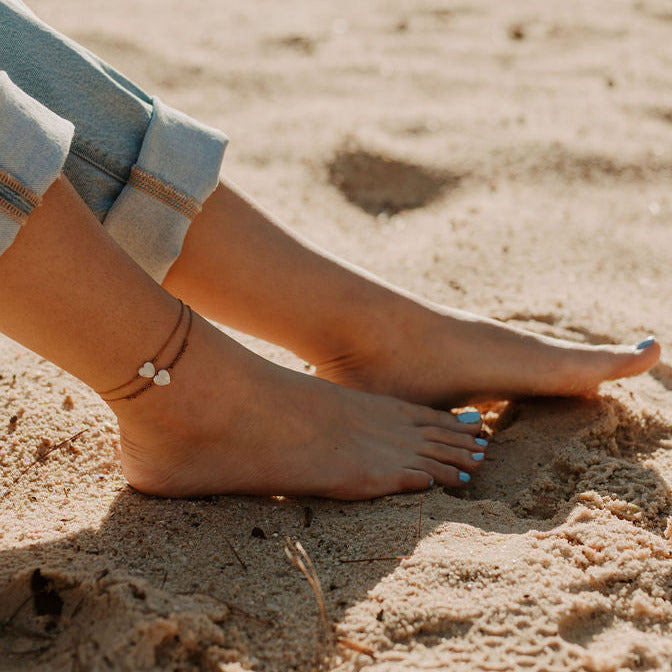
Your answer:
[0,394,670,671]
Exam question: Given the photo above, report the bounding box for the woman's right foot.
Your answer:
[108,311,486,500]
[161,181,661,413]
[314,301,662,408]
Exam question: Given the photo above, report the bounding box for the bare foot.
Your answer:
[314,302,661,408]
[108,312,487,500]
[161,181,659,413]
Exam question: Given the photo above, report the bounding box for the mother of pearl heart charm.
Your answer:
[138,362,155,378]
[138,361,170,386]
[153,369,171,386]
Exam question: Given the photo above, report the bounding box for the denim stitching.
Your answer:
[0,170,41,208]
[0,170,41,224]
[69,141,128,184]
[0,199,27,224]
[0,181,35,215]
[127,166,201,219]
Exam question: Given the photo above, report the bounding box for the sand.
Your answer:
[2,0,672,670]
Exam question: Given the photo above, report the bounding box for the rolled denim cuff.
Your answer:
[103,98,228,282]
[0,71,74,256]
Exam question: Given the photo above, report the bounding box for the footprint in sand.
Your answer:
[326,147,460,216]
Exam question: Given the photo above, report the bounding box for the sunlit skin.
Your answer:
[0,178,660,499]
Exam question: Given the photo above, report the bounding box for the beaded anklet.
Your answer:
[99,302,193,402]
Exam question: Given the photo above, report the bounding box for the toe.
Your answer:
[398,469,436,493]
[421,426,488,451]
[614,339,661,379]
[410,405,482,435]
[561,339,661,393]
[414,458,472,488]
[419,442,485,471]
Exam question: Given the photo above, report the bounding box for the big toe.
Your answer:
[525,337,661,397]
[609,338,661,380]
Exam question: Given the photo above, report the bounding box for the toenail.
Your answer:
[457,411,481,424]
[428,478,434,487]
[635,336,656,351]
[475,437,488,447]
[459,471,471,483]
[472,452,485,461]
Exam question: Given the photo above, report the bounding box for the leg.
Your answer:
[0,176,487,499]
[163,179,661,407]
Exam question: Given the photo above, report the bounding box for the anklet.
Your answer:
[98,300,185,397]
[99,303,193,402]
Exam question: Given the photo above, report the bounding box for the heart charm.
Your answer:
[138,361,155,378]
[153,369,171,386]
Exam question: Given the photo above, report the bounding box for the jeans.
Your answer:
[0,0,227,281]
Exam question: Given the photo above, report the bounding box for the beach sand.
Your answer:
[2,0,672,670]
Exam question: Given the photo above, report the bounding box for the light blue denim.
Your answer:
[0,0,228,281]
[0,71,74,254]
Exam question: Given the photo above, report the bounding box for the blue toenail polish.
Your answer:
[428,478,434,487]
[475,438,488,447]
[472,452,485,461]
[458,411,481,424]
[459,471,471,483]
[635,337,655,351]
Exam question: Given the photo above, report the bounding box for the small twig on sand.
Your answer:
[338,556,411,563]
[417,494,424,541]
[0,430,87,501]
[224,537,248,572]
[284,537,334,667]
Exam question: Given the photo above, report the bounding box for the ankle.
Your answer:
[105,312,244,441]
[311,289,432,386]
